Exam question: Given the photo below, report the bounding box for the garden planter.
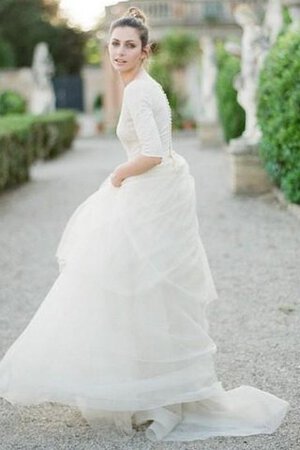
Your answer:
[227,139,273,194]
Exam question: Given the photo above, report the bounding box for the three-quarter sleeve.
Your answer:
[124,83,164,157]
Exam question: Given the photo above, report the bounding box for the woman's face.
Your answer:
[108,26,146,74]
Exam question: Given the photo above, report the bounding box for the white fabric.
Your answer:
[116,68,172,158]
[0,68,289,442]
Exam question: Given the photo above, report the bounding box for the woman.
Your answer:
[0,7,289,443]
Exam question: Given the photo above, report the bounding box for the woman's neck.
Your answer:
[121,65,146,87]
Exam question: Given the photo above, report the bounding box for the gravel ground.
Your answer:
[0,133,299,450]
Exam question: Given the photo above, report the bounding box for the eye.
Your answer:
[111,41,119,46]
[127,43,135,48]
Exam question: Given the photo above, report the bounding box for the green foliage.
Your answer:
[93,94,103,110]
[0,110,78,189]
[84,37,101,66]
[257,31,300,204]
[215,43,245,142]
[0,38,16,67]
[0,0,57,67]
[35,110,78,158]
[282,6,292,27]
[47,25,88,75]
[157,30,200,69]
[0,90,27,115]
[149,57,185,129]
[0,0,88,74]
[0,115,37,187]
[149,30,199,129]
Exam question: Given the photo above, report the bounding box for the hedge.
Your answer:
[35,110,78,159]
[0,110,77,190]
[257,31,300,204]
[215,43,245,142]
[0,90,26,115]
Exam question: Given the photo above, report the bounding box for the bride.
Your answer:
[0,6,288,443]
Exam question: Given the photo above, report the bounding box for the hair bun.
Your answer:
[124,7,147,24]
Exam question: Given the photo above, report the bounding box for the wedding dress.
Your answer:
[0,68,288,442]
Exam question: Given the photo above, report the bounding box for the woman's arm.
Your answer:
[111,82,165,187]
[110,154,162,187]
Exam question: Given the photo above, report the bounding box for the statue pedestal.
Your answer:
[198,121,224,148]
[227,137,273,194]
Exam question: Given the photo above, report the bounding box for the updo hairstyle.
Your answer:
[108,7,150,50]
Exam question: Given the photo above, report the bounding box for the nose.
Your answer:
[117,47,125,56]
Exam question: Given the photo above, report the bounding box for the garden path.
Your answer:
[0,133,299,450]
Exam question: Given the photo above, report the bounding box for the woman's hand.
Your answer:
[110,171,125,187]
[110,155,161,188]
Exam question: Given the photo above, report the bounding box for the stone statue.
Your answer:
[232,4,268,145]
[29,42,56,114]
[264,0,283,45]
[225,3,280,194]
[200,36,218,123]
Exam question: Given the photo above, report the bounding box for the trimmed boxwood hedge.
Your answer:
[0,90,27,115]
[215,43,245,143]
[0,110,77,190]
[257,31,300,204]
[35,110,78,159]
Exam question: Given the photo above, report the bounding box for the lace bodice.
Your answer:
[116,68,173,160]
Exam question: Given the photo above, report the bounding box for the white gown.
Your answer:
[0,68,289,442]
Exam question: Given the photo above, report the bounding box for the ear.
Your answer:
[142,44,151,59]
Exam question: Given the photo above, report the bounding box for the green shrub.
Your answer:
[257,31,300,204]
[156,30,200,69]
[215,43,245,142]
[149,57,185,129]
[93,94,103,110]
[0,117,35,188]
[0,90,27,115]
[35,110,78,159]
[149,30,200,129]
[0,110,77,190]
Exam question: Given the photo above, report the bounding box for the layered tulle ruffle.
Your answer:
[0,152,288,441]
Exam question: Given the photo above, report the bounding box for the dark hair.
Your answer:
[109,7,149,49]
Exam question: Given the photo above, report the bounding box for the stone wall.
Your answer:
[0,68,34,106]
[0,66,104,113]
[81,66,104,113]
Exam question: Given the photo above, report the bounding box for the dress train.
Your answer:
[0,152,289,442]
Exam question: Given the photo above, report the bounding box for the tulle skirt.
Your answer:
[0,152,289,441]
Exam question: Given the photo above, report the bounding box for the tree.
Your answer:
[0,0,88,74]
[156,30,200,69]
[0,37,16,67]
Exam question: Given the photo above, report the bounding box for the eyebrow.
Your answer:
[111,38,137,43]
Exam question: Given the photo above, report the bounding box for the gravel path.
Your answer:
[0,133,299,450]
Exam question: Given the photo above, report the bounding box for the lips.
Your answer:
[115,59,127,64]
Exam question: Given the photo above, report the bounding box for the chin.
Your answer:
[112,64,126,72]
